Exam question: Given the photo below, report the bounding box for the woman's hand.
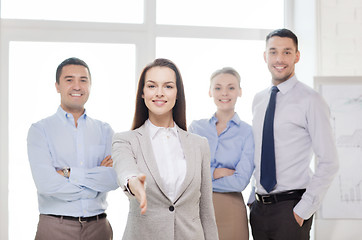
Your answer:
[213,168,235,179]
[129,174,147,214]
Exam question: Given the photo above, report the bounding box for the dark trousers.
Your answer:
[250,199,313,240]
[35,214,113,240]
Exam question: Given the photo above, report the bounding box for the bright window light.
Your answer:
[1,0,143,23]
[157,0,284,29]
[156,37,271,125]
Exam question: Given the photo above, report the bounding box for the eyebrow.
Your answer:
[214,83,236,86]
[146,80,176,84]
[268,47,294,51]
[64,75,89,79]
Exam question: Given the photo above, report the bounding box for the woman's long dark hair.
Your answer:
[131,58,187,131]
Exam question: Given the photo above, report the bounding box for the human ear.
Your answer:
[55,82,60,93]
[295,50,301,63]
[263,51,267,63]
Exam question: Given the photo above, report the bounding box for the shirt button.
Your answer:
[169,206,174,212]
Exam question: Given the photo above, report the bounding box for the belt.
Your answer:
[256,189,306,205]
[48,213,107,223]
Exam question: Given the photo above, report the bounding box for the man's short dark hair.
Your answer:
[56,57,91,84]
[266,28,298,51]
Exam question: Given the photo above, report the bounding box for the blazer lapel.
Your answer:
[174,126,196,203]
[135,125,169,199]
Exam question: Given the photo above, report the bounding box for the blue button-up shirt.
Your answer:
[189,113,254,192]
[27,106,118,217]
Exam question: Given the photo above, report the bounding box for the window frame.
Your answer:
[0,0,288,238]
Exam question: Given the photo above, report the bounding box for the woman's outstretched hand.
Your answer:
[129,174,147,214]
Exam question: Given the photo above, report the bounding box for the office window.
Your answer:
[156,37,270,125]
[1,1,287,239]
[1,0,143,23]
[8,41,135,239]
[157,0,284,29]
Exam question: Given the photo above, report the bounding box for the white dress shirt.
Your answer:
[252,75,339,219]
[146,120,186,202]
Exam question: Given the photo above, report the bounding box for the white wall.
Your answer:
[0,19,10,240]
[315,0,362,239]
[317,0,362,76]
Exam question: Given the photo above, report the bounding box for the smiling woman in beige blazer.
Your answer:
[112,58,218,240]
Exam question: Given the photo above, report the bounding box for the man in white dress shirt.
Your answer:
[249,28,339,240]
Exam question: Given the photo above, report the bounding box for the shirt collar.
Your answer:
[270,75,298,95]
[146,119,178,139]
[210,115,218,125]
[209,112,241,126]
[56,106,87,121]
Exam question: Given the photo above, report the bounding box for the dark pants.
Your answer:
[35,214,113,240]
[250,199,313,240]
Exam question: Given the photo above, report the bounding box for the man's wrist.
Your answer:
[62,167,71,178]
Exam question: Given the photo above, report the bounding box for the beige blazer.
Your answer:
[112,124,218,240]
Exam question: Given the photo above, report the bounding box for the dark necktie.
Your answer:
[260,86,279,193]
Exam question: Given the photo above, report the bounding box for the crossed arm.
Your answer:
[27,124,118,202]
[57,155,114,176]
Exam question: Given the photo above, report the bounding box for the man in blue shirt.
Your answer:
[27,57,118,240]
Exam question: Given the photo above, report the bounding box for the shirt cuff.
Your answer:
[69,167,85,186]
[122,175,138,198]
[247,186,256,204]
[293,197,316,220]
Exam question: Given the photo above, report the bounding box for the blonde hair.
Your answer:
[210,67,241,87]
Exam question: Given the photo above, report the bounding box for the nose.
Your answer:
[276,53,284,62]
[221,89,228,96]
[156,87,164,97]
[73,80,81,90]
